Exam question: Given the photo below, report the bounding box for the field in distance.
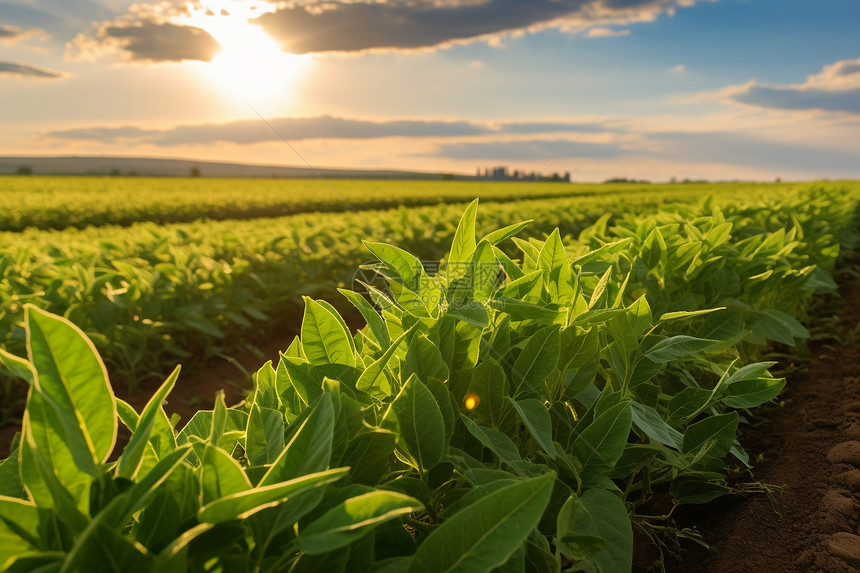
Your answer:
[0,176,789,232]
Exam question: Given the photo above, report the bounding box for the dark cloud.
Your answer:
[731,86,860,114]
[649,131,860,175]
[720,57,860,115]
[102,21,220,62]
[500,121,617,134]
[253,0,697,54]
[50,115,494,145]
[837,63,860,76]
[427,139,624,160]
[48,115,618,145]
[0,61,62,79]
[0,25,20,39]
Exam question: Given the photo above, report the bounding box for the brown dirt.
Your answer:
[665,274,860,573]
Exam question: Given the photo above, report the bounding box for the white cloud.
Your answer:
[586,27,631,38]
[710,57,860,114]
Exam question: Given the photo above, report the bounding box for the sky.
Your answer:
[1,0,859,181]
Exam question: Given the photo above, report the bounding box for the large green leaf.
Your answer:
[722,377,786,409]
[339,289,391,349]
[511,326,560,398]
[298,490,424,554]
[461,415,522,466]
[447,198,479,281]
[404,333,449,381]
[556,490,632,573]
[245,404,285,466]
[260,393,335,486]
[510,399,555,458]
[118,366,179,479]
[342,430,397,486]
[25,305,117,472]
[20,390,91,511]
[0,497,40,567]
[467,360,508,427]
[629,402,683,450]
[572,401,632,488]
[200,444,251,505]
[407,473,555,573]
[682,412,739,458]
[301,298,356,367]
[389,375,446,472]
[198,467,349,523]
[538,229,574,303]
[644,335,717,363]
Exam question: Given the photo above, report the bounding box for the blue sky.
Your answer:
[1,0,858,180]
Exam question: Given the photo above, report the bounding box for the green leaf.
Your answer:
[572,401,632,488]
[407,473,555,573]
[644,335,717,363]
[461,415,521,466]
[118,365,179,479]
[245,404,285,466]
[0,497,40,566]
[25,305,117,472]
[339,289,390,349]
[722,377,786,409]
[342,430,397,486]
[302,298,357,367]
[510,399,555,458]
[298,491,424,554]
[658,307,725,322]
[488,298,564,323]
[746,309,809,346]
[467,360,508,427]
[356,324,417,398]
[557,490,631,573]
[667,388,712,421]
[252,360,280,410]
[200,444,251,505]
[389,375,446,472]
[198,467,349,523]
[480,221,531,246]
[403,333,449,383]
[538,229,574,303]
[362,241,427,292]
[682,412,739,458]
[60,498,155,573]
[260,393,335,486]
[511,326,560,398]
[0,349,34,385]
[20,390,90,511]
[627,296,652,337]
[629,402,683,450]
[447,199,479,281]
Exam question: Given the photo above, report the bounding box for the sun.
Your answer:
[185,2,312,104]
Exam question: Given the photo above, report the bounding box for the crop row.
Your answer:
[0,186,728,396]
[0,186,856,572]
[0,176,797,232]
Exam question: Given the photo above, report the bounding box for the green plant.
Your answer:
[2,197,839,572]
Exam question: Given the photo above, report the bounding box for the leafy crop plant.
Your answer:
[1,198,850,572]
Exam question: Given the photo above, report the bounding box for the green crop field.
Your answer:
[0,177,858,573]
[0,176,745,232]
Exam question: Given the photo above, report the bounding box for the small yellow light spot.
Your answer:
[464,393,480,410]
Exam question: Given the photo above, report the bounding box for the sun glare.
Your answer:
[185,2,311,104]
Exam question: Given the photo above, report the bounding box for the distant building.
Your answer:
[475,165,571,182]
